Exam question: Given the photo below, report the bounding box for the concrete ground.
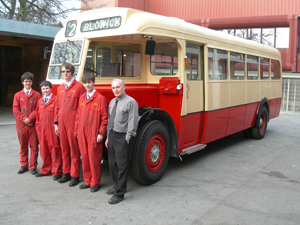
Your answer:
[0,108,299,225]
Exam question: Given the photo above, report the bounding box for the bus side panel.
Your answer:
[201,109,229,144]
[182,112,204,148]
[158,94,183,135]
[269,98,282,119]
[227,105,246,136]
[243,102,259,128]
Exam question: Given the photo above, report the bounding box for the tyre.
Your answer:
[251,106,268,139]
[129,120,170,185]
[243,128,252,138]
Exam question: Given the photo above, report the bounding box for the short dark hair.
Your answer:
[81,72,95,83]
[60,62,75,74]
[21,72,34,82]
[40,80,52,89]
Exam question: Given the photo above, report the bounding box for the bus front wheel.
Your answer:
[129,120,170,185]
[251,107,268,139]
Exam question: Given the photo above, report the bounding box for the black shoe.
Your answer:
[106,188,116,195]
[90,186,100,193]
[69,177,79,187]
[53,175,62,181]
[57,173,71,183]
[17,166,28,174]
[35,172,50,177]
[79,183,90,189]
[108,196,124,204]
[31,169,37,175]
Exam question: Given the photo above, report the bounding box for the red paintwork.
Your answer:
[180,98,281,151]
[52,82,281,155]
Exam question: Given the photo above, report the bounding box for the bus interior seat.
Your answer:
[101,63,120,77]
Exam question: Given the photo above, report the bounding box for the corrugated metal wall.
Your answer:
[117,0,146,10]
[143,0,300,20]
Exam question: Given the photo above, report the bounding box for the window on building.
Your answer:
[276,27,289,48]
[218,27,289,49]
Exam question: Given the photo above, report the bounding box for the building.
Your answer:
[0,18,60,107]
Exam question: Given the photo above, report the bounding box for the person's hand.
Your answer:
[97,134,103,143]
[24,118,30,125]
[55,126,59,136]
[126,139,129,144]
[105,139,108,148]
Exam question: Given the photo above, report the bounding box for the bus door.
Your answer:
[183,44,205,148]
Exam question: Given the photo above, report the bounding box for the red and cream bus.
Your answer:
[47,7,282,185]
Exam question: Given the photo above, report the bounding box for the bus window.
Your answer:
[48,40,83,79]
[150,42,178,75]
[247,55,259,80]
[84,42,141,77]
[84,48,94,71]
[260,58,270,80]
[230,52,245,80]
[186,44,203,80]
[95,47,111,76]
[208,48,228,80]
[271,60,281,79]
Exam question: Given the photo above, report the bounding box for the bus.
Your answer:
[47,7,282,185]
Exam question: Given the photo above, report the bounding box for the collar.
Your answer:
[65,78,74,87]
[116,93,126,101]
[87,89,96,98]
[23,88,32,95]
[44,93,52,100]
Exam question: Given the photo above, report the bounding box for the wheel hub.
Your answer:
[150,143,160,163]
[146,135,165,172]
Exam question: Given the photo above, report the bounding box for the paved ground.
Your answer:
[0,108,299,225]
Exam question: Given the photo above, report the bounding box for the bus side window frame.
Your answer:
[186,43,203,81]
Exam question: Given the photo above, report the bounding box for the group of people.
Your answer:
[12,62,139,204]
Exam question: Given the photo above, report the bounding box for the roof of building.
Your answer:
[0,18,61,41]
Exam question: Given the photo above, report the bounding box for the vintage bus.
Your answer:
[47,7,282,185]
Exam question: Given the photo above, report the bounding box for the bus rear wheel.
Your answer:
[251,106,268,139]
[129,120,170,185]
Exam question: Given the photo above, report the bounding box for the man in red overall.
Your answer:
[13,72,41,175]
[54,63,85,187]
[75,72,108,192]
[35,81,63,180]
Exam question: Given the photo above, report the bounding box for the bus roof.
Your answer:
[58,7,280,60]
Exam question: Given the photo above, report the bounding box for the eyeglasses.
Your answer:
[61,70,72,74]
[23,80,32,83]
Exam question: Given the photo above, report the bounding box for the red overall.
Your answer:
[55,80,85,177]
[36,95,62,176]
[13,89,41,169]
[75,91,108,187]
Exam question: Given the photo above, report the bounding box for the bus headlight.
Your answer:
[177,84,183,90]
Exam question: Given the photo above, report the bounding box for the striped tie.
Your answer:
[44,97,48,105]
[87,94,90,101]
[65,84,68,89]
[26,91,29,97]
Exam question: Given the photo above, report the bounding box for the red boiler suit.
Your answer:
[36,95,62,176]
[75,91,108,187]
[13,89,41,170]
[55,80,85,177]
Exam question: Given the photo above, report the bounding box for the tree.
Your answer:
[0,0,81,27]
